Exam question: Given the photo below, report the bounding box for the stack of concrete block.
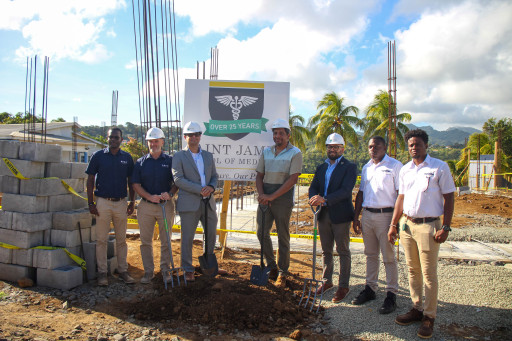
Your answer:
[0,140,99,290]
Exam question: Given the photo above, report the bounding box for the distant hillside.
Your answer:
[405,124,481,146]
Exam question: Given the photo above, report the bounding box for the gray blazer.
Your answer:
[172,146,218,212]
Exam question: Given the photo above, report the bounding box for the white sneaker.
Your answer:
[140,272,154,284]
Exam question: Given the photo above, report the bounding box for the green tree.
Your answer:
[0,112,43,124]
[309,91,360,152]
[363,90,411,150]
[80,131,107,145]
[289,112,311,152]
[123,137,146,160]
[51,117,66,122]
[483,117,512,157]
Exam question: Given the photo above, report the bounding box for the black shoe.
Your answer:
[379,291,397,314]
[268,268,278,281]
[351,285,376,305]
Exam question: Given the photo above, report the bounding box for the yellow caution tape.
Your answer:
[2,157,87,201]
[0,241,86,270]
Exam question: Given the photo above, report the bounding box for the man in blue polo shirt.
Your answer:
[86,127,136,286]
[131,127,177,284]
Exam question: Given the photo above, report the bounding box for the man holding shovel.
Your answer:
[172,121,220,282]
[256,118,302,288]
[131,127,177,284]
[308,133,357,303]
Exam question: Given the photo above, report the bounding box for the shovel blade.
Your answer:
[199,253,219,277]
[250,265,271,286]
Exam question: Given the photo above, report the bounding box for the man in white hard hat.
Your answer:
[172,121,219,282]
[131,127,178,284]
[255,118,303,287]
[308,132,357,303]
[352,136,402,313]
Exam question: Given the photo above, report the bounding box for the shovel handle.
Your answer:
[310,204,321,215]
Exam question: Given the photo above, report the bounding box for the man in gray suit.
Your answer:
[172,121,218,282]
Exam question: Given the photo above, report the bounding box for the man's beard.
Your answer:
[328,154,339,160]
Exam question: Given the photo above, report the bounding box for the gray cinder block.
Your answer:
[0,263,36,282]
[20,178,69,196]
[2,193,47,213]
[43,229,51,246]
[72,192,88,209]
[0,159,45,178]
[0,228,44,248]
[0,247,13,263]
[0,140,20,158]
[50,227,90,248]
[107,236,117,258]
[12,248,34,267]
[47,194,74,212]
[69,162,88,179]
[45,162,71,179]
[0,210,13,229]
[11,212,52,232]
[107,256,118,275]
[0,175,20,194]
[37,265,83,290]
[33,248,74,269]
[19,142,62,163]
[52,209,92,231]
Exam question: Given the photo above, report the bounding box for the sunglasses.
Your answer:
[326,145,342,150]
[185,132,202,137]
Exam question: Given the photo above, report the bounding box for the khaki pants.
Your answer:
[400,216,441,318]
[95,197,129,274]
[361,210,398,294]
[137,200,175,274]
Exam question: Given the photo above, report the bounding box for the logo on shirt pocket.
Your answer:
[162,164,169,168]
[120,160,128,165]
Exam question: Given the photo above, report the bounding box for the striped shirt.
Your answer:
[256,142,302,184]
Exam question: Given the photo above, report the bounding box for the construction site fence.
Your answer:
[468,173,512,192]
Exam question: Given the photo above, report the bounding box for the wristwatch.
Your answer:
[442,225,452,232]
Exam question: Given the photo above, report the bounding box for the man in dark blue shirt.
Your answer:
[86,127,135,286]
[131,127,177,284]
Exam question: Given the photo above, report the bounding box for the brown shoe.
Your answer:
[315,281,333,295]
[395,308,424,326]
[119,272,135,284]
[417,315,435,339]
[97,273,108,287]
[275,275,286,288]
[332,287,349,303]
[185,272,195,282]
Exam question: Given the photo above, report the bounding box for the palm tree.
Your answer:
[363,90,412,150]
[288,112,311,152]
[309,91,360,151]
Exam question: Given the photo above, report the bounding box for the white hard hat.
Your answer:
[146,127,165,140]
[183,121,202,134]
[271,118,290,130]
[325,133,345,145]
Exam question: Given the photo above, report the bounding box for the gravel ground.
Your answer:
[449,214,512,243]
[316,251,512,340]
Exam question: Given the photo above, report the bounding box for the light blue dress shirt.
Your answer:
[189,148,206,187]
[324,155,343,197]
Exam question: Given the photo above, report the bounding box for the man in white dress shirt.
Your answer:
[352,136,402,314]
[388,129,455,339]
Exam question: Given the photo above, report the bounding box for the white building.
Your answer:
[0,122,106,162]
[468,155,495,190]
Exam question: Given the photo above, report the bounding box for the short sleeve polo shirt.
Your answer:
[131,153,174,195]
[256,142,302,185]
[85,148,134,198]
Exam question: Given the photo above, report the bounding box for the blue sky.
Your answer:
[0,0,511,130]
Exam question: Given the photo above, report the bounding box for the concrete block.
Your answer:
[107,256,118,275]
[90,224,96,242]
[47,194,74,212]
[33,248,74,269]
[45,162,71,179]
[37,265,83,290]
[0,247,13,263]
[0,228,44,248]
[43,229,51,246]
[107,236,117,258]
[0,140,20,158]
[72,192,88,209]
[50,227,90,248]
[0,175,20,194]
[0,263,36,282]
[79,242,97,280]
[0,159,45,178]
[12,248,34,267]
[0,210,13,229]
[69,162,88,179]
[2,193,47,213]
[20,178,68,196]
[52,209,92,231]
[11,212,52,232]
[19,142,62,163]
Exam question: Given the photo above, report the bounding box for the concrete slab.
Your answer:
[0,159,45,178]
[12,248,34,267]
[0,247,13,263]
[37,265,83,290]
[2,193,47,213]
[0,140,20,158]
[69,162,88,179]
[0,228,44,248]
[11,212,52,232]
[50,227,91,248]
[33,248,74,269]
[45,162,71,179]
[20,178,69,196]
[0,210,13,229]
[0,175,20,194]
[0,263,36,282]
[19,142,62,163]
[52,209,92,231]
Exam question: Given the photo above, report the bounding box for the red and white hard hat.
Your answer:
[325,133,345,145]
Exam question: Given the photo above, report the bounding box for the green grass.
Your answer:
[0,291,7,300]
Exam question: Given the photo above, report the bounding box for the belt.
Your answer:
[98,197,124,202]
[365,207,394,213]
[142,198,160,205]
[404,215,439,224]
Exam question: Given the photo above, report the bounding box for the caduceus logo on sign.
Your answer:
[206,82,268,141]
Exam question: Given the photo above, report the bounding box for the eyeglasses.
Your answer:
[185,133,202,137]
[326,145,342,150]
[108,135,121,140]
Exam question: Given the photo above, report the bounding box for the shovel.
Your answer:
[299,205,323,313]
[250,204,271,285]
[159,201,187,289]
[198,195,219,277]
